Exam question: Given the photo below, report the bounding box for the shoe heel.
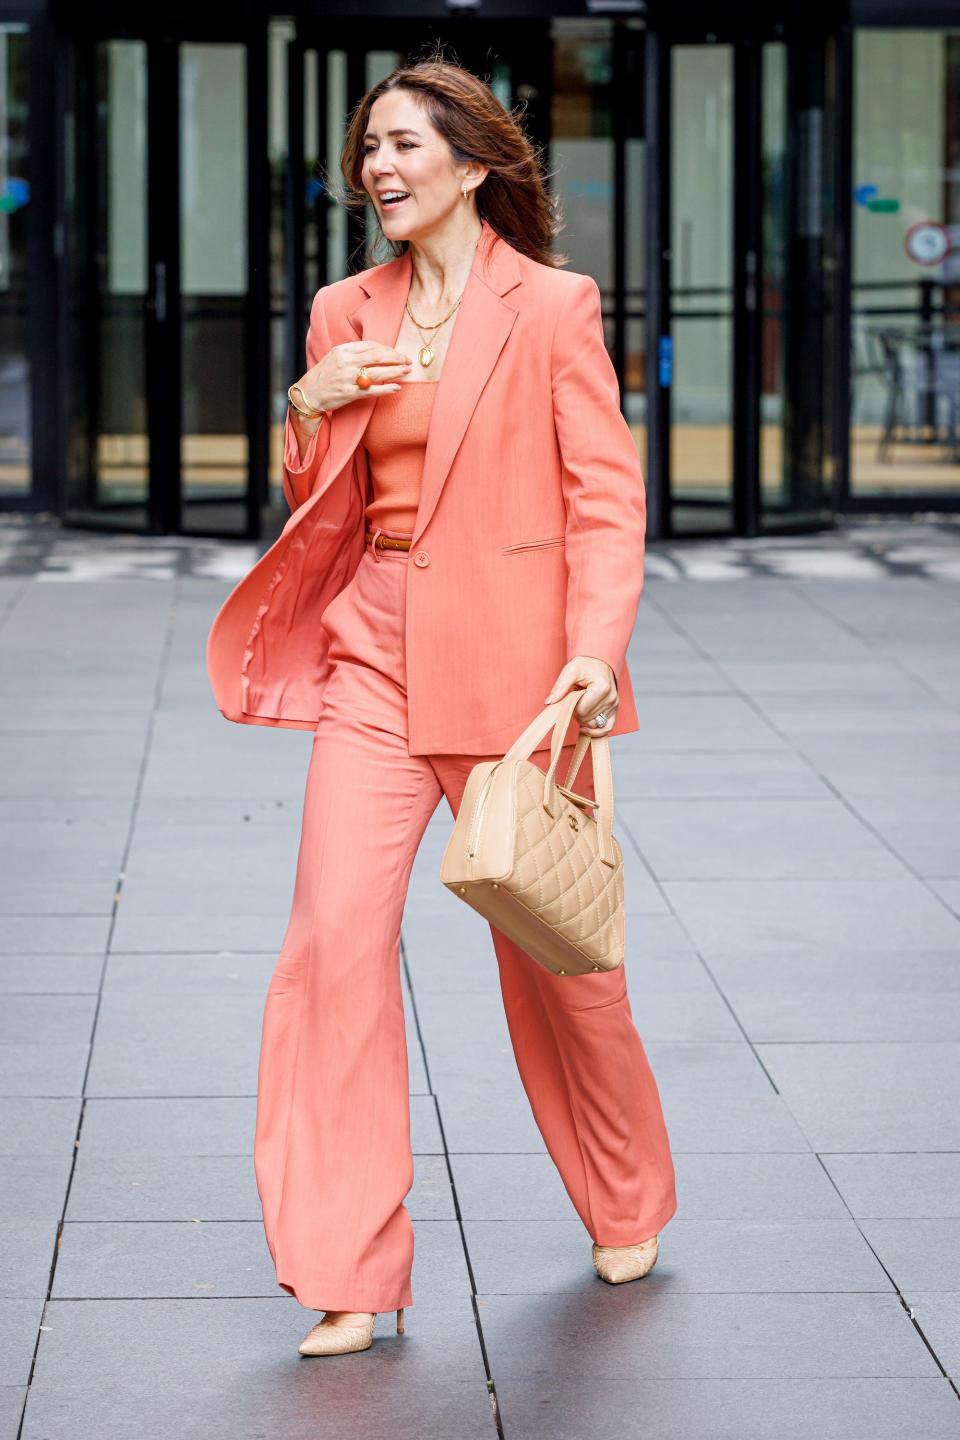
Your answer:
[396,1307,405,1335]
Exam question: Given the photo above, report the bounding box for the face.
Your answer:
[361,89,484,237]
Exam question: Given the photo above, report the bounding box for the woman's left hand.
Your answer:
[544,656,619,736]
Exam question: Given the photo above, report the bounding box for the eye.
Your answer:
[362,141,414,154]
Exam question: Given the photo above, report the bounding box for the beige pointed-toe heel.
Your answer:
[592,1234,659,1284]
[298,1307,405,1357]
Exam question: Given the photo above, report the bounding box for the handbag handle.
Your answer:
[501,689,617,867]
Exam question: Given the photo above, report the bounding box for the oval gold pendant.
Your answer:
[418,345,435,367]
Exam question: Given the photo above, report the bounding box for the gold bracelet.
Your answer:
[287,382,327,421]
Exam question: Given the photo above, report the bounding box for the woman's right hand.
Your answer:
[295,341,413,416]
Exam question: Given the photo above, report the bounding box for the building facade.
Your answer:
[0,0,958,540]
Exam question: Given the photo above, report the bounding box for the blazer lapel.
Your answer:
[343,219,522,546]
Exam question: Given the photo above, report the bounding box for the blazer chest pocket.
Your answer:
[501,536,565,555]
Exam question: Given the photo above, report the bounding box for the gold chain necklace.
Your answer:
[405,295,462,368]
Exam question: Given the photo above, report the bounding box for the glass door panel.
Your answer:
[760,42,788,509]
[179,42,249,535]
[669,44,734,533]
[759,37,834,527]
[850,29,960,504]
[0,23,31,498]
[64,38,150,526]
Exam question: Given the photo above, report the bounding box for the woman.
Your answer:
[206,55,677,1357]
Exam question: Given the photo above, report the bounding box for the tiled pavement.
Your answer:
[1,513,959,1438]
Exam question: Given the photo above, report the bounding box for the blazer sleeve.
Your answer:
[550,272,646,683]
[282,286,334,514]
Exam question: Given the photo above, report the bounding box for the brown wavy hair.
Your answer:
[321,42,567,272]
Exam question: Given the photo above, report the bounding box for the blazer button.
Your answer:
[413,550,430,567]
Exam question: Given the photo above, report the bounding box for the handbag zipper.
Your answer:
[467,769,497,858]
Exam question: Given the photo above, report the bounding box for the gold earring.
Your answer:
[462,184,468,200]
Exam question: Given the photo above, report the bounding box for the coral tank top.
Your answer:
[362,381,439,535]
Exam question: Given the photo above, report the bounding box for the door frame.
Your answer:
[59,18,269,539]
[646,18,841,540]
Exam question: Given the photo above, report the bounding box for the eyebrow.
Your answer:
[362,128,422,140]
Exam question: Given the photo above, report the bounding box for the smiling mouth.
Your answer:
[378,192,411,210]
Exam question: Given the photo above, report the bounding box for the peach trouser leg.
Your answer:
[253,542,677,1313]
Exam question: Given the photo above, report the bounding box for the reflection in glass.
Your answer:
[0,23,30,495]
[760,44,787,508]
[64,39,150,522]
[670,45,734,532]
[851,29,960,499]
[180,42,248,532]
[552,21,648,497]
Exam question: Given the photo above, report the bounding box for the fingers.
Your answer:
[576,685,619,732]
[349,347,413,396]
[544,665,618,733]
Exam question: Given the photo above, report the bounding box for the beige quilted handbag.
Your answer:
[439,687,625,977]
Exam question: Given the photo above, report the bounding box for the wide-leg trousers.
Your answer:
[254,534,678,1313]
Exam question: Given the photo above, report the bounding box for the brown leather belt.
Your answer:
[365,529,412,552]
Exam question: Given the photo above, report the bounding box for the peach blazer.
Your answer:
[205,218,646,756]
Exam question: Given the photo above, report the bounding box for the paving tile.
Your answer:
[622,799,901,881]
[450,1152,848,1222]
[51,1220,283,1299]
[0,883,118,917]
[493,1377,960,1440]
[615,697,786,751]
[831,772,960,820]
[24,1297,494,1439]
[79,1097,257,1154]
[85,976,265,1098]
[114,879,295,917]
[0,1387,25,1439]
[436,1073,547,1153]
[665,879,960,957]
[0,1300,44,1384]
[622,956,741,1042]
[757,1042,960,1151]
[65,1151,452,1223]
[0,918,110,956]
[0,1100,80,1156]
[0,1045,89,1099]
[652,1044,810,1152]
[930,879,960,918]
[51,1216,470,1304]
[0,956,103,993]
[706,949,960,1042]
[0,734,145,800]
[132,795,304,828]
[0,1224,57,1299]
[464,1217,890,1295]
[88,954,435,1104]
[478,1290,938,1378]
[758,695,960,739]
[109,913,287,953]
[791,733,960,783]
[720,659,929,696]
[863,820,960,879]
[0,1157,72,1225]
[907,1294,960,1379]
[0,818,126,870]
[860,1221,960,1293]
[611,749,828,801]
[821,1154,960,1218]
[0,995,97,1047]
